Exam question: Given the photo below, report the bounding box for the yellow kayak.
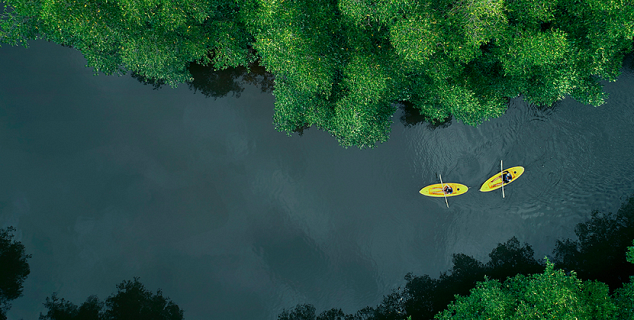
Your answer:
[419,183,468,197]
[480,166,525,192]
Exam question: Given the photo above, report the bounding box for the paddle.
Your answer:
[439,173,449,208]
[501,160,505,198]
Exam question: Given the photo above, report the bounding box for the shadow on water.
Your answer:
[187,61,274,99]
[277,195,634,320]
[623,52,634,72]
[397,101,453,129]
[130,71,167,90]
[132,63,458,132]
[131,61,275,99]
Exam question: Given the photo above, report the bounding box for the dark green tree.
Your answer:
[278,304,353,320]
[39,295,102,320]
[39,278,183,320]
[0,226,31,320]
[104,277,182,320]
[278,304,317,320]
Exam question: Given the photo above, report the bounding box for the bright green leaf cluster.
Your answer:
[436,260,618,319]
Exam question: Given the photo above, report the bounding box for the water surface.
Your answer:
[1,41,633,320]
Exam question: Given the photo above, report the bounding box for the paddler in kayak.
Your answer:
[502,171,512,184]
[443,185,454,194]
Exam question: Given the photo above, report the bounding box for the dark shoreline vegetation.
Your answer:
[2,0,633,147]
[1,196,634,319]
[278,195,634,320]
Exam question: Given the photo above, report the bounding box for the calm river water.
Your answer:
[1,41,633,320]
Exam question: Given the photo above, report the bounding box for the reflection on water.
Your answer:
[0,42,633,320]
[188,62,274,99]
[132,60,275,100]
[398,101,453,129]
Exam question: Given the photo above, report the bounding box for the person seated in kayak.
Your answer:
[502,171,513,184]
[443,185,453,194]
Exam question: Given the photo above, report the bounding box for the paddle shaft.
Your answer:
[501,160,505,198]
[439,174,449,208]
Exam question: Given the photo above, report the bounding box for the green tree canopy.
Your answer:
[1,0,256,86]
[435,260,617,319]
[2,0,633,147]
